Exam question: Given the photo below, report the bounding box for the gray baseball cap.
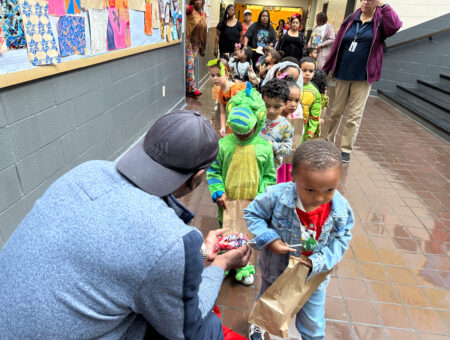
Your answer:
[117,110,219,197]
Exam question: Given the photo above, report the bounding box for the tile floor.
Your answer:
[181,81,450,340]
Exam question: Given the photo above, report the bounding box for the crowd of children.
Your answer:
[202,41,353,339]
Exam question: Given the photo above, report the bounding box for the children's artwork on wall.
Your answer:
[0,26,8,52]
[48,0,65,16]
[65,0,81,14]
[80,0,104,10]
[176,12,181,38]
[128,0,145,11]
[19,0,61,65]
[57,15,86,56]
[1,0,27,49]
[107,7,130,50]
[151,0,158,26]
[163,1,169,24]
[144,0,152,35]
[88,8,108,53]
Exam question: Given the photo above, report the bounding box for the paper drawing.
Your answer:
[107,6,130,50]
[64,0,81,14]
[88,8,107,53]
[1,0,27,49]
[144,0,152,35]
[48,0,65,16]
[57,15,86,57]
[0,26,8,52]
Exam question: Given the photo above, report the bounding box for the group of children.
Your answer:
[205,50,354,339]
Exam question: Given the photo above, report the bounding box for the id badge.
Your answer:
[349,41,358,52]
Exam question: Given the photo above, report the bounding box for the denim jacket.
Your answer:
[244,182,354,284]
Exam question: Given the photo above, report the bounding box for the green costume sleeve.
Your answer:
[302,90,322,142]
[206,147,225,199]
[259,148,276,194]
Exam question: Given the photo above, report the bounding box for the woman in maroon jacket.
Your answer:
[323,0,401,163]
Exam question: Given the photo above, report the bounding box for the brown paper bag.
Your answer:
[222,200,252,236]
[283,118,304,165]
[249,255,331,338]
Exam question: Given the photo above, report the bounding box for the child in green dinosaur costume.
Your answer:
[207,83,277,285]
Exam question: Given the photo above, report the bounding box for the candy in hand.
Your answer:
[215,232,248,252]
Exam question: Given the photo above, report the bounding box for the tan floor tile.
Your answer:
[375,303,413,329]
[406,307,446,334]
[394,284,430,307]
[346,299,380,325]
[402,253,428,268]
[350,235,374,248]
[371,235,397,250]
[222,308,250,337]
[364,223,389,236]
[422,288,450,309]
[360,262,389,281]
[339,277,370,300]
[353,324,386,340]
[377,249,407,266]
[385,224,410,238]
[335,261,362,279]
[343,248,356,261]
[353,246,380,263]
[325,321,354,340]
[367,281,400,304]
[412,268,447,289]
[417,333,450,340]
[425,255,450,271]
[385,328,419,340]
[393,237,422,253]
[326,277,341,297]
[385,266,418,285]
[435,310,450,333]
[325,296,348,321]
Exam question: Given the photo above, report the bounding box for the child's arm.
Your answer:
[243,190,280,250]
[271,122,294,158]
[228,56,236,68]
[259,148,277,193]
[302,93,322,142]
[206,149,226,205]
[219,103,227,137]
[308,202,354,279]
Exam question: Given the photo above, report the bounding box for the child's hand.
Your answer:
[219,127,226,137]
[216,192,227,209]
[299,257,313,268]
[268,239,297,254]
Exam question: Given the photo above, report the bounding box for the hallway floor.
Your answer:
[181,80,450,340]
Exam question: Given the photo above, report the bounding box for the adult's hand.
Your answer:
[211,244,252,271]
[214,47,219,57]
[204,229,228,261]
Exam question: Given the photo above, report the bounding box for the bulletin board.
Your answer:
[0,0,184,88]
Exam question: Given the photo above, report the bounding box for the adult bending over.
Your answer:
[323,0,401,163]
[0,110,252,339]
[307,12,335,69]
[186,0,207,97]
[278,13,304,62]
[214,4,242,58]
[244,10,277,67]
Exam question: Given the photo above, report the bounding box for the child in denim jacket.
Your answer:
[244,140,354,340]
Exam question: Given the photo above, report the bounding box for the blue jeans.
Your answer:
[260,276,329,340]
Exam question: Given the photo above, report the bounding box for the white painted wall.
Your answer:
[392,1,450,30]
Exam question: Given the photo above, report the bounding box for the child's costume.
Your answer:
[244,182,354,338]
[228,56,251,82]
[301,82,322,142]
[260,117,294,170]
[207,85,276,221]
[211,81,247,107]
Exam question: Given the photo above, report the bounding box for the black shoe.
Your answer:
[341,152,350,163]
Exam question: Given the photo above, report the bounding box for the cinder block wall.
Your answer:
[0,43,185,247]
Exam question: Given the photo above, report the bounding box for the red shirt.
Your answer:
[296,202,331,256]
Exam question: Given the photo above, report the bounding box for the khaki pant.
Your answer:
[327,79,371,153]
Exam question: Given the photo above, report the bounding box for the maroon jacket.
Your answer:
[323,5,402,84]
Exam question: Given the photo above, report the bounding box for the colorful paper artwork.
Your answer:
[0,0,27,49]
[48,0,65,16]
[0,26,8,53]
[106,7,130,50]
[80,0,104,10]
[151,0,158,27]
[144,0,152,35]
[57,16,86,57]
[65,0,81,14]
[19,0,61,65]
[88,8,108,54]
[128,0,145,12]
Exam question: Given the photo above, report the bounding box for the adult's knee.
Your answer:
[192,312,223,340]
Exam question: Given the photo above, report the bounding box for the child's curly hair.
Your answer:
[261,78,290,103]
[267,49,281,64]
[242,46,253,61]
[292,140,341,171]
[311,69,327,94]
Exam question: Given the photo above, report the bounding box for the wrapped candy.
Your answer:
[215,232,248,252]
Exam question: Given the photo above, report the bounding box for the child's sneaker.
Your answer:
[249,324,265,340]
[239,273,254,286]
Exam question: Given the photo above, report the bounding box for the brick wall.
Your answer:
[0,43,185,247]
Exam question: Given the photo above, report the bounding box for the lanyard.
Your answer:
[354,21,368,41]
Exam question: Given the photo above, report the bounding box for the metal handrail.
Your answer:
[387,27,450,49]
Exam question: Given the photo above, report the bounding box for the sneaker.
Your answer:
[239,273,254,286]
[341,152,350,163]
[249,324,265,340]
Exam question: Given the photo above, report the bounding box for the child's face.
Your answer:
[276,67,300,81]
[309,50,317,59]
[265,54,274,65]
[263,96,285,120]
[292,165,340,212]
[209,67,228,86]
[300,62,315,84]
[285,86,301,115]
[234,126,256,141]
[238,51,247,63]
